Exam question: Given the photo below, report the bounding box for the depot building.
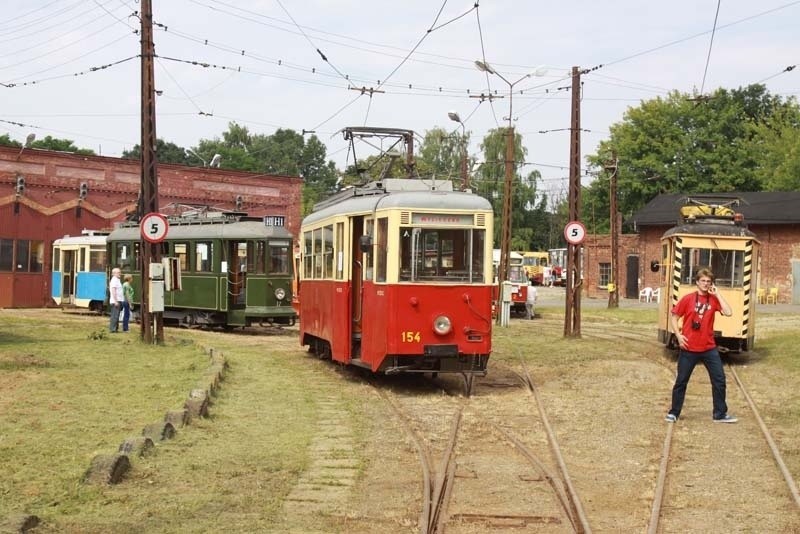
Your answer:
[0,145,302,308]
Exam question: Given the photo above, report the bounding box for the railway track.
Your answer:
[505,314,800,531]
[374,368,592,533]
[645,362,800,532]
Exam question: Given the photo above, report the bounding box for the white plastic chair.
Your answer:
[651,287,661,303]
[639,287,653,303]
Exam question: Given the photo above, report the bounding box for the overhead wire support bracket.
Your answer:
[348,85,385,96]
[469,92,504,102]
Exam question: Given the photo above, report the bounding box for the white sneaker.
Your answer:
[713,414,738,423]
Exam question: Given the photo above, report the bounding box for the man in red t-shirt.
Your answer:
[665,268,737,423]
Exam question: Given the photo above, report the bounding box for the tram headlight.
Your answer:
[274,287,286,301]
[433,315,452,335]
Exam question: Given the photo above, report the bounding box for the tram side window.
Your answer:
[375,218,387,282]
[335,222,344,279]
[268,242,290,274]
[249,241,266,274]
[115,242,141,271]
[313,228,323,278]
[364,219,374,281]
[53,248,61,272]
[681,248,743,287]
[195,241,213,272]
[174,242,189,272]
[303,231,313,278]
[323,225,334,279]
[89,248,106,272]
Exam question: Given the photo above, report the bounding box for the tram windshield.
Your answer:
[680,247,745,287]
[399,227,486,283]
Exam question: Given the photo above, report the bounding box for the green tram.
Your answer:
[107,214,297,327]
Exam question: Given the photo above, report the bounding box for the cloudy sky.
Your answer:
[2,1,798,201]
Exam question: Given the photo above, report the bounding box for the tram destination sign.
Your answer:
[263,215,285,227]
[412,213,473,226]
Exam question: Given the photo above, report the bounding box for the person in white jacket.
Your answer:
[108,268,123,333]
[525,282,538,320]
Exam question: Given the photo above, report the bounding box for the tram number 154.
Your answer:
[401,331,421,343]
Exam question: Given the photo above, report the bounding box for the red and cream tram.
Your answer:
[298,179,494,377]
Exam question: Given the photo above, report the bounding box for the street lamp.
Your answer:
[185,148,207,167]
[474,60,545,315]
[447,111,469,190]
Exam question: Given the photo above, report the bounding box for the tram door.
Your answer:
[62,249,76,304]
[351,217,364,342]
[228,241,248,308]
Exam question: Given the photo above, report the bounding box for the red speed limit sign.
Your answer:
[140,212,169,243]
[563,220,586,245]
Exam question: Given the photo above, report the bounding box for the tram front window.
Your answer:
[681,248,744,287]
[399,227,485,283]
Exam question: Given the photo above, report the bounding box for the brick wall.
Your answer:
[581,223,799,304]
[0,146,303,307]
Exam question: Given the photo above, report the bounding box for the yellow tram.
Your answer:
[653,199,760,352]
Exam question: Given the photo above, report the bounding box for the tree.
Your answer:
[474,128,551,251]
[194,123,338,214]
[585,84,800,230]
[417,127,470,185]
[0,134,21,148]
[122,139,192,165]
[21,135,95,155]
[751,105,800,191]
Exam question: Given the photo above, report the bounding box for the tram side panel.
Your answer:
[300,279,352,362]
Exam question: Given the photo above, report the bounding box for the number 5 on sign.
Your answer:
[140,212,169,243]
[563,221,586,245]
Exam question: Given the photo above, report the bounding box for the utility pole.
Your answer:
[139,0,164,344]
[564,66,583,337]
[607,152,619,309]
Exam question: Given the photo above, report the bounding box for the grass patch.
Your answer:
[0,311,364,533]
[0,311,208,523]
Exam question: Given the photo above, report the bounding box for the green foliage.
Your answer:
[31,135,95,155]
[472,128,555,250]
[0,134,22,148]
[192,123,338,214]
[586,84,800,230]
[417,127,469,185]
[122,138,193,165]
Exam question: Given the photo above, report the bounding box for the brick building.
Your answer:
[581,193,800,304]
[0,145,302,308]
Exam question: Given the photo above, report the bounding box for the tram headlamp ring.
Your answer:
[274,288,286,301]
[433,315,452,335]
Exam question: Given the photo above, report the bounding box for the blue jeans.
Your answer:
[122,302,131,332]
[109,303,121,332]
[669,348,728,419]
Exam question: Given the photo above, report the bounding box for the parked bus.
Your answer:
[520,251,549,285]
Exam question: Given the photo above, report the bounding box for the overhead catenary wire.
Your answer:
[600,0,800,69]
[699,0,722,95]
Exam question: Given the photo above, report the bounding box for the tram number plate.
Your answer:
[424,344,458,357]
[401,331,421,343]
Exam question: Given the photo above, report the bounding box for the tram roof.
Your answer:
[108,218,292,242]
[303,187,492,227]
[662,222,758,240]
[53,232,109,246]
